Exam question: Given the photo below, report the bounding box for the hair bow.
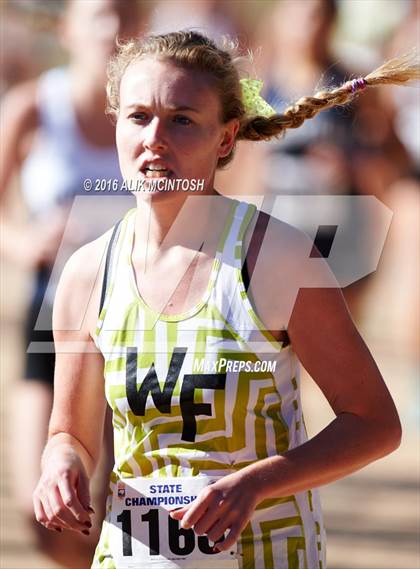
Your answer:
[240,78,277,118]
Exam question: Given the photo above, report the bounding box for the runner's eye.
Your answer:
[129,112,148,121]
[173,115,192,126]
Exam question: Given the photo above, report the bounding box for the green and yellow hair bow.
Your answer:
[240,78,277,118]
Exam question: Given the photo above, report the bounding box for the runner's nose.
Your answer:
[143,118,168,152]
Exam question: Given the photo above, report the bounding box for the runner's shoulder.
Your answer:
[64,230,111,282]
[53,228,114,334]
[250,209,316,269]
[248,208,336,292]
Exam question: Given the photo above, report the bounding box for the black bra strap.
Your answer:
[241,211,290,347]
[241,210,270,292]
[241,258,251,291]
[98,219,123,317]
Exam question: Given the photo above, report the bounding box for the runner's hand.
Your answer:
[169,471,260,551]
[33,448,94,534]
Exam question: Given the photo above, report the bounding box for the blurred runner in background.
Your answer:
[362,0,420,434]
[225,0,411,319]
[0,1,139,566]
[148,0,244,43]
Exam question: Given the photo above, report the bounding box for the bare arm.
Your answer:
[240,222,401,495]
[0,81,38,194]
[0,81,68,268]
[170,222,401,550]
[33,233,110,532]
[243,282,401,499]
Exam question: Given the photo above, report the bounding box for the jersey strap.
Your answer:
[98,219,123,317]
[240,208,291,348]
[241,209,270,291]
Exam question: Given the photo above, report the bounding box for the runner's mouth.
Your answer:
[141,166,174,179]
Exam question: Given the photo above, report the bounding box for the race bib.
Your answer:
[109,476,240,568]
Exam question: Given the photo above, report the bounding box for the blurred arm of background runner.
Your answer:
[0,82,67,270]
[33,232,109,531]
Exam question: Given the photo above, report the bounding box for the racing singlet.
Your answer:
[92,199,327,569]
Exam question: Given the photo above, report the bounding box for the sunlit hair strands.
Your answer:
[106,31,420,167]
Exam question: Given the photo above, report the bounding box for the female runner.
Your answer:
[33,31,418,569]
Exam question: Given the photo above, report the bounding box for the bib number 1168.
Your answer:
[117,508,222,557]
[109,476,238,567]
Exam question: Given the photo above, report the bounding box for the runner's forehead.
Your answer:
[119,58,221,112]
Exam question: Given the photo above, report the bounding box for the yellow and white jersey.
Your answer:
[92,199,326,569]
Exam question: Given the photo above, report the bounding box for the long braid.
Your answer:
[238,51,420,142]
[106,32,418,164]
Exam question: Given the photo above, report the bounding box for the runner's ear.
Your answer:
[218,119,240,159]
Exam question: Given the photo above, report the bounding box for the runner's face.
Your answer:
[116,57,239,197]
[62,0,138,67]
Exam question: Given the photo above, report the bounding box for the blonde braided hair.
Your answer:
[239,51,420,141]
[106,31,420,166]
